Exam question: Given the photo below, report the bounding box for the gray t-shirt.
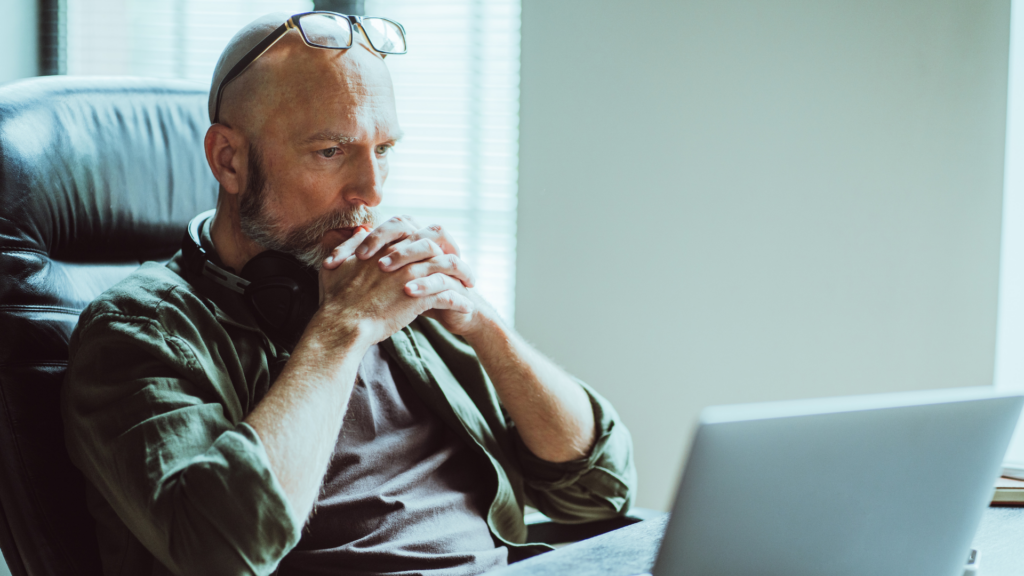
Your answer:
[277,344,508,576]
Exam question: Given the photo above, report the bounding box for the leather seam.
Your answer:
[0,362,67,369]
[0,248,47,257]
[0,305,81,316]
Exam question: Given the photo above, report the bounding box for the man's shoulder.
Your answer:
[76,255,212,336]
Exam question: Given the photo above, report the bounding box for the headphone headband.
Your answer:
[183,209,250,294]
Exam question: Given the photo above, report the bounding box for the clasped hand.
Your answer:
[315,215,487,344]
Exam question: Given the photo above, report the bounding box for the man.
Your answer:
[61,12,635,576]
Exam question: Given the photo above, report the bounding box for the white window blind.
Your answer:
[63,0,521,323]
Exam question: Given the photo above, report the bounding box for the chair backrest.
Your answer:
[0,76,217,576]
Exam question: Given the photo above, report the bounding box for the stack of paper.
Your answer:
[992,472,1024,506]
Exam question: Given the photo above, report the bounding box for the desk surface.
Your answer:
[491,507,1024,576]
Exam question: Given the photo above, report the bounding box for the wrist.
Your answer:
[301,306,374,360]
[460,305,505,346]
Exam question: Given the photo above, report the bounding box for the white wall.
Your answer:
[0,0,37,85]
[518,0,1011,511]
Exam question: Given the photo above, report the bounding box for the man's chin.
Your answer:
[293,244,332,270]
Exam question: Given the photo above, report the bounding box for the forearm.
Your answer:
[244,319,368,525]
[462,311,596,463]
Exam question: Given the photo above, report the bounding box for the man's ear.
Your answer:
[204,124,246,195]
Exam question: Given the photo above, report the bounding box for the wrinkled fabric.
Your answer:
[278,343,508,576]
[62,251,637,576]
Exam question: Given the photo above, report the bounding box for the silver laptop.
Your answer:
[651,387,1023,576]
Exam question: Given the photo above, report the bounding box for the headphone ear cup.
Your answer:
[247,277,302,330]
[240,251,319,349]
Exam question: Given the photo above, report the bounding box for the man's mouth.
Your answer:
[325,225,372,242]
[325,227,355,241]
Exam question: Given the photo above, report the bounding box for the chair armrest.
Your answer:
[524,508,667,545]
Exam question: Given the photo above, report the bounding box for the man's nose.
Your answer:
[342,147,384,207]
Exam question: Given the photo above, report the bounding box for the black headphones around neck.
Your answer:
[181,210,318,349]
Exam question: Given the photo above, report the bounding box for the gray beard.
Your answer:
[239,145,380,269]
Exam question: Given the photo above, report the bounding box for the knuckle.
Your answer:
[394,215,417,230]
[435,254,458,274]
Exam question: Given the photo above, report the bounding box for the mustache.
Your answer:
[281,205,380,250]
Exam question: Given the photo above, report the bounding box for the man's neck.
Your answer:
[210,195,264,273]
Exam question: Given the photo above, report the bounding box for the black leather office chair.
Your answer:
[0,76,217,575]
[0,75,650,576]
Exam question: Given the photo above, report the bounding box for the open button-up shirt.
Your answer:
[61,250,637,576]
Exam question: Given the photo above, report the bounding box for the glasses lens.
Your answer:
[361,18,407,54]
[298,13,352,48]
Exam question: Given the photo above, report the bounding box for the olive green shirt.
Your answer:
[61,252,636,576]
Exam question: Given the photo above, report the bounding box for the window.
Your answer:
[60,0,521,323]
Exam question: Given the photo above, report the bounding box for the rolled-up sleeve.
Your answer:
[62,310,300,575]
[512,380,637,523]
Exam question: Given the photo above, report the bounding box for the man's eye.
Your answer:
[318,147,339,158]
[375,144,392,156]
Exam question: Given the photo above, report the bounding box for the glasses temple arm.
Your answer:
[213,21,291,123]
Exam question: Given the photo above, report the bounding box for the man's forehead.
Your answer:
[275,42,402,143]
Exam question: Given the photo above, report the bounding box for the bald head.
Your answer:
[214,17,396,143]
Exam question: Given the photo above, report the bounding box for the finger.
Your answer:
[379,238,445,271]
[424,289,473,315]
[410,223,462,257]
[356,215,420,260]
[322,228,372,269]
[405,272,465,298]
[400,254,476,288]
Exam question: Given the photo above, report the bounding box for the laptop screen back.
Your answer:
[653,387,1023,576]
